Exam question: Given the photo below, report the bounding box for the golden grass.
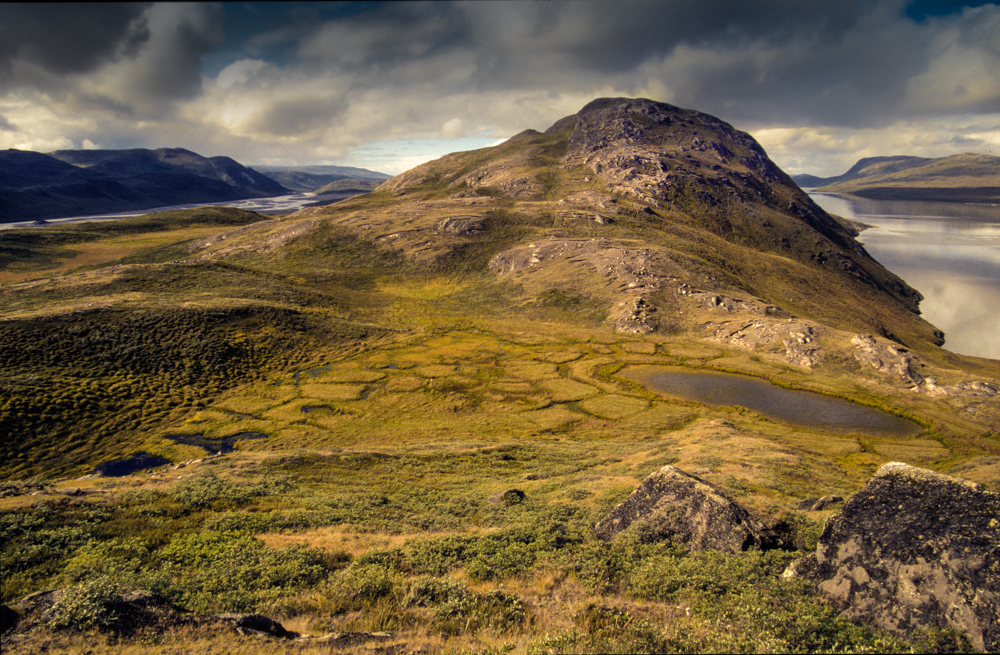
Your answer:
[0,227,227,285]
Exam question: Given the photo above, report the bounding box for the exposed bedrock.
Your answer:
[595,465,763,552]
[784,462,1000,652]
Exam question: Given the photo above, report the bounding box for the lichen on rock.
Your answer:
[784,462,1000,652]
[594,465,763,552]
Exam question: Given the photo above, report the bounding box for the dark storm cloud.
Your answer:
[285,0,998,129]
[0,4,151,80]
[3,1,997,174]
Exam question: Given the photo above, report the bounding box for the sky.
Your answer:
[1,1,998,176]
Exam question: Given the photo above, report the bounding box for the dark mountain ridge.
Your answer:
[0,147,290,223]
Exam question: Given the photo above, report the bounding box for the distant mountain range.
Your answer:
[252,165,390,193]
[0,148,291,223]
[793,153,1000,203]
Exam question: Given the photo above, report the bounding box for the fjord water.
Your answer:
[624,366,922,437]
[809,193,1000,360]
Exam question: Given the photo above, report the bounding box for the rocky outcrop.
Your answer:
[851,334,926,387]
[4,589,296,640]
[214,613,295,638]
[595,466,762,552]
[784,462,1000,652]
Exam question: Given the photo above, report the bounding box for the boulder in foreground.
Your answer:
[784,462,1000,652]
[595,465,762,552]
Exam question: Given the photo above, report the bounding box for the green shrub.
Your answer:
[401,576,468,608]
[45,576,122,631]
[156,530,328,613]
[324,562,400,613]
[432,589,526,635]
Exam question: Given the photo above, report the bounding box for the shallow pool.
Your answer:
[622,366,922,437]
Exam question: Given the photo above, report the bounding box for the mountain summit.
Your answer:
[281,97,934,347]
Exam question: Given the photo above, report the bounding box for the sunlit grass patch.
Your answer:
[384,376,427,392]
[299,383,368,402]
[309,368,386,383]
[520,405,585,432]
[619,341,658,354]
[506,360,561,380]
[213,384,301,414]
[621,402,700,430]
[537,378,600,402]
[542,350,586,363]
[777,432,863,457]
[415,364,459,378]
[488,381,537,395]
[577,394,650,419]
[872,438,951,463]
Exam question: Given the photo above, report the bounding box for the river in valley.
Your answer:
[808,193,1000,360]
[0,191,359,231]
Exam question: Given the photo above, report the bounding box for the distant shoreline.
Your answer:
[0,191,361,231]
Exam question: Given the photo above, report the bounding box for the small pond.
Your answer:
[622,366,922,437]
[165,431,268,454]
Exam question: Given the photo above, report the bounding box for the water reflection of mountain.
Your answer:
[810,193,1000,360]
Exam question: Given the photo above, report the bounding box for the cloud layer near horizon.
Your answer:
[1,1,998,174]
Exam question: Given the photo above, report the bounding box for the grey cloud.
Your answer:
[287,0,997,129]
[0,114,16,132]
[249,95,350,138]
[0,4,151,79]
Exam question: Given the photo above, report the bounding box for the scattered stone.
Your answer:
[213,613,296,639]
[851,334,925,387]
[1,604,19,634]
[0,482,50,498]
[595,466,763,552]
[783,462,1000,652]
[488,489,527,506]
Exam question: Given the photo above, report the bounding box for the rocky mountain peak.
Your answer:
[552,97,844,244]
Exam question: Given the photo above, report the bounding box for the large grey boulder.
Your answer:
[784,462,1000,652]
[595,465,762,552]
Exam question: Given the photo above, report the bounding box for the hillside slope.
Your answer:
[2,97,998,654]
[794,153,1000,202]
[283,97,939,348]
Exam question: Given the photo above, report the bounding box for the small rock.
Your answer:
[488,489,527,506]
[214,613,295,639]
[1,604,19,634]
[595,466,763,552]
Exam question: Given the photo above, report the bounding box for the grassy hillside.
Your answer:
[2,100,998,653]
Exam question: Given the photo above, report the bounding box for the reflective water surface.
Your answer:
[623,366,923,437]
[808,193,1000,360]
[0,191,359,230]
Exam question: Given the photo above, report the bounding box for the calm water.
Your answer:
[0,191,358,230]
[808,193,1000,360]
[624,366,922,437]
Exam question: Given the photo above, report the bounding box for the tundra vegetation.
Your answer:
[1,99,997,653]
